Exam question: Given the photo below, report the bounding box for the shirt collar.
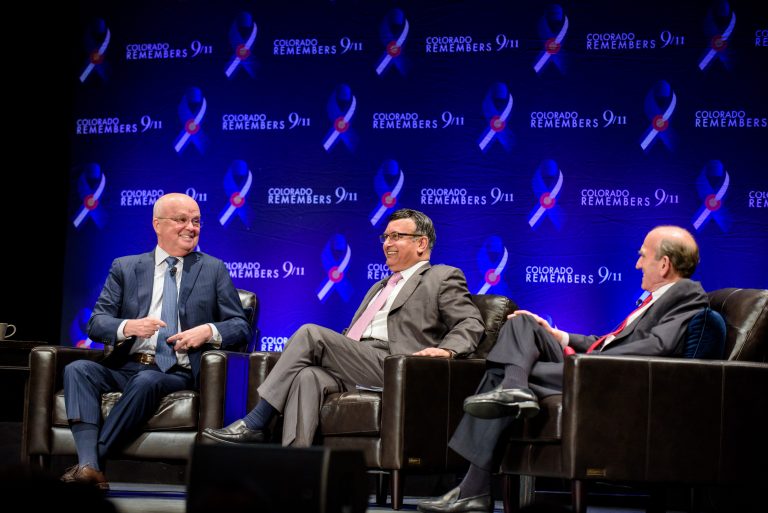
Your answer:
[397,260,429,282]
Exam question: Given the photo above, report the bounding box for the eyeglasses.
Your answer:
[379,232,424,243]
[156,216,203,227]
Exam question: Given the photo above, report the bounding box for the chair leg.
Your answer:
[390,469,403,510]
[572,479,587,513]
[502,475,520,513]
[375,472,388,506]
[647,485,666,513]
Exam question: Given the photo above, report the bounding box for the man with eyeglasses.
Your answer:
[203,208,485,447]
[61,192,251,489]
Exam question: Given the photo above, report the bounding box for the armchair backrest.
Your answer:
[469,294,518,358]
[235,288,260,353]
[708,288,768,362]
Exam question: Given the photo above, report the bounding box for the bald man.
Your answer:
[419,226,708,513]
[61,193,250,489]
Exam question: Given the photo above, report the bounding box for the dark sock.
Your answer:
[501,364,528,389]
[71,422,101,471]
[243,400,276,430]
[458,463,491,498]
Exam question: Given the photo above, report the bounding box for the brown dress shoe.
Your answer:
[60,464,109,490]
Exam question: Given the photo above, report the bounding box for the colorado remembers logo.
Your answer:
[692,160,730,231]
[476,236,509,294]
[72,163,106,229]
[699,1,736,71]
[640,80,676,152]
[478,82,514,152]
[316,234,352,302]
[528,160,564,230]
[533,4,568,74]
[323,84,357,152]
[80,18,110,83]
[174,87,208,154]
[370,160,404,226]
[225,11,258,78]
[219,160,253,227]
[376,8,409,76]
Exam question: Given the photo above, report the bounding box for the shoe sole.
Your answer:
[201,430,268,445]
[463,399,540,420]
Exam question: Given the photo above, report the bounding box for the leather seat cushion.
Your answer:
[320,391,381,436]
[53,389,199,430]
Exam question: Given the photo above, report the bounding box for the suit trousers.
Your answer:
[64,359,194,455]
[257,323,389,447]
[449,314,565,470]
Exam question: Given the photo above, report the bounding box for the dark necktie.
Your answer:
[155,257,179,372]
[347,272,403,341]
[586,293,654,353]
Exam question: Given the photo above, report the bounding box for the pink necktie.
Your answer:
[347,272,403,341]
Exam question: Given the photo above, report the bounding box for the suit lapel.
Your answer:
[389,263,430,312]
[136,251,155,317]
[349,277,388,326]
[178,252,203,316]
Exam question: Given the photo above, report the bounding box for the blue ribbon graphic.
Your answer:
[369,160,405,226]
[640,80,676,152]
[376,8,409,76]
[174,87,208,154]
[72,163,106,229]
[225,11,258,78]
[699,1,736,71]
[80,18,110,83]
[476,236,509,294]
[528,160,564,230]
[219,160,253,227]
[323,84,357,152]
[692,160,730,231]
[70,308,98,348]
[316,234,353,302]
[478,82,514,152]
[533,5,568,74]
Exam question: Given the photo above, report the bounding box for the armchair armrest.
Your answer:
[24,346,105,457]
[381,355,486,471]
[562,354,768,483]
[199,350,282,431]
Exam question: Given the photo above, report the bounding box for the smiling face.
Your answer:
[382,218,430,272]
[152,193,200,257]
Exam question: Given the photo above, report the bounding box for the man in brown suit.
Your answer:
[203,208,485,446]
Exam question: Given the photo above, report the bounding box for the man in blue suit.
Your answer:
[61,193,250,489]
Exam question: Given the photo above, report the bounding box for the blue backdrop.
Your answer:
[65,0,768,351]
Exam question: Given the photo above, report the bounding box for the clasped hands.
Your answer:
[123,317,213,351]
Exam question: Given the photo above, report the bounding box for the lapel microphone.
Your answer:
[170,266,177,277]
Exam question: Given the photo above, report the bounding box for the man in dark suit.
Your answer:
[202,208,485,446]
[61,193,250,489]
[418,225,708,513]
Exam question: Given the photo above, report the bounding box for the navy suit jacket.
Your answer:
[87,250,250,382]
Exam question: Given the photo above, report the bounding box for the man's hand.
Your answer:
[509,309,569,348]
[167,324,214,351]
[412,347,453,358]
[123,317,166,339]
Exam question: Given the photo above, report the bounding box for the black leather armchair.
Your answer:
[243,293,517,510]
[23,289,259,468]
[499,288,768,513]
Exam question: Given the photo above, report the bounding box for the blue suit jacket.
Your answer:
[87,250,250,381]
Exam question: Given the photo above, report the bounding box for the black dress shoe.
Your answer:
[417,486,492,513]
[202,420,269,444]
[463,385,540,419]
